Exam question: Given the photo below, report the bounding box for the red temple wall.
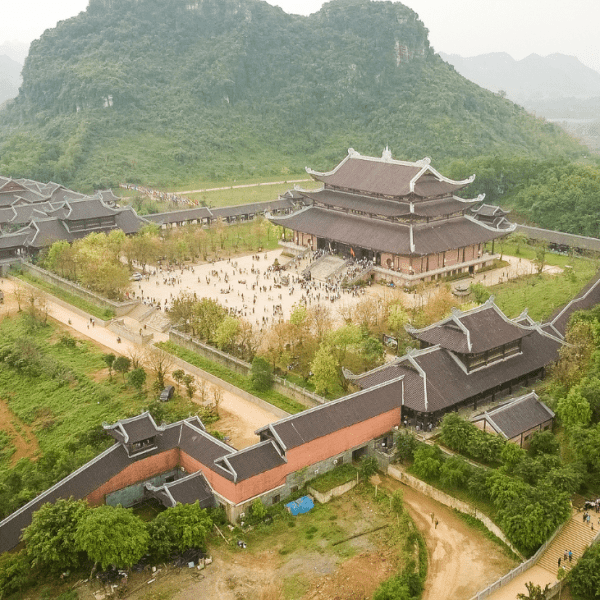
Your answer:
[183,407,401,504]
[86,448,179,505]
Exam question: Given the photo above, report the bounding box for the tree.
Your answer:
[250,498,267,520]
[439,413,473,453]
[310,344,342,396]
[169,292,196,333]
[508,231,529,255]
[145,347,173,392]
[147,502,212,559]
[128,367,147,393]
[516,581,551,600]
[172,369,185,392]
[212,385,223,415]
[103,353,116,380]
[395,431,417,463]
[191,298,228,343]
[251,356,273,391]
[25,287,49,324]
[12,283,26,312]
[556,387,592,429]
[75,505,149,570]
[387,303,409,338]
[113,355,131,382]
[568,542,600,600]
[528,431,559,457]
[552,319,596,391]
[470,282,491,304]
[411,445,443,480]
[183,374,196,399]
[533,242,547,275]
[440,456,470,488]
[214,316,239,352]
[500,442,526,470]
[0,552,31,599]
[22,498,88,572]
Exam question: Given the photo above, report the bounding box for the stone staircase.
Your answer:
[125,302,155,322]
[536,510,598,575]
[143,309,172,333]
[306,255,347,282]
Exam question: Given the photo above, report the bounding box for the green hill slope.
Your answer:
[0,0,584,191]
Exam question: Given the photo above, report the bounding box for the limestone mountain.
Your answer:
[440,52,600,105]
[0,0,584,191]
[0,54,22,106]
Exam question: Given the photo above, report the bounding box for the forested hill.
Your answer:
[0,0,585,191]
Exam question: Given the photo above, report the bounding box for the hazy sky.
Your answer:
[2,0,600,73]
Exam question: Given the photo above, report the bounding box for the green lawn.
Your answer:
[485,242,599,321]
[15,272,116,320]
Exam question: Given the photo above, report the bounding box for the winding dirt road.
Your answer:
[383,476,516,600]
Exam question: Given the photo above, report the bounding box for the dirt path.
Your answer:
[0,398,40,465]
[0,278,280,449]
[382,476,516,600]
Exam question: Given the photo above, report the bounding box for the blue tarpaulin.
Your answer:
[285,496,314,516]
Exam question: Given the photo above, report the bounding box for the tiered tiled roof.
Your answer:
[306,148,475,199]
[145,471,216,508]
[352,302,564,413]
[406,299,530,353]
[269,206,506,256]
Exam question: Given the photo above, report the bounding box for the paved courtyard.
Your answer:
[130,249,563,333]
[132,249,377,331]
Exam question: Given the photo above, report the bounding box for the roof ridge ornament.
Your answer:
[416,157,431,166]
[382,146,393,161]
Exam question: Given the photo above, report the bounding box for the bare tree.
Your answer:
[145,347,174,391]
[127,347,145,370]
[13,283,26,312]
[26,287,49,324]
[211,385,223,415]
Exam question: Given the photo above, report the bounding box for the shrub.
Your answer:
[250,498,267,520]
[358,456,378,480]
[568,542,600,600]
[411,445,443,480]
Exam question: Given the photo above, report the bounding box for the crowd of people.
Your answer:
[129,250,377,332]
[120,183,196,206]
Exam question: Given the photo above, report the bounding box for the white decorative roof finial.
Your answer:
[382,146,393,161]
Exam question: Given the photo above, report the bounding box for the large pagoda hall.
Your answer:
[269,148,515,286]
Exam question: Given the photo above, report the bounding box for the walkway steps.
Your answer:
[307,255,347,282]
[536,511,597,575]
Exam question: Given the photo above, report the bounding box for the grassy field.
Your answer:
[157,341,307,414]
[184,180,320,208]
[15,272,116,320]
[0,316,200,469]
[485,242,599,321]
[308,464,358,493]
